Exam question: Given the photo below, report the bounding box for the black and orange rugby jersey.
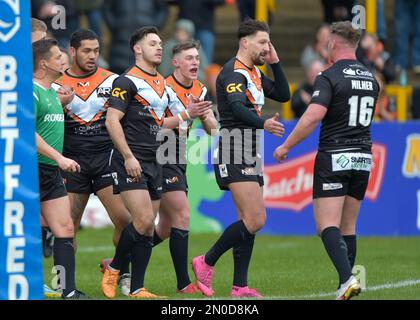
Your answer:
[108,65,179,161]
[165,73,208,162]
[53,67,118,155]
[215,57,289,162]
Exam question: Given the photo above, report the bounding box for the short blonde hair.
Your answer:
[331,21,361,47]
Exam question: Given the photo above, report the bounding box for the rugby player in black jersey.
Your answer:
[101,27,211,298]
[274,21,379,300]
[192,19,290,298]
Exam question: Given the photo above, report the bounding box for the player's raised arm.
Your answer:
[261,42,290,102]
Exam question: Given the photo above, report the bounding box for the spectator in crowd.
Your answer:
[159,19,209,81]
[357,33,396,84]
[236,0,255,21]
[205,63,222,105]
[376,0,387,44]
[31,0,56,21]
[103,0,168,74]
[177,0,225,64]
[357,33,396,122]
[301,23,330,71]
[292,60,325,118]
[320,0,356,24]
[394,0,420,74]
[74,0,104,42]
[31,0,79,48]
[374,75,396,121]
[205,63,222,120]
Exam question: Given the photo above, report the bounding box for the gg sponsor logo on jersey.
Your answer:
[111,87,127,100]
[226,83,243,93]
[402,134,420,178]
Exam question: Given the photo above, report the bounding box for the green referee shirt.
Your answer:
[33,82,64,167]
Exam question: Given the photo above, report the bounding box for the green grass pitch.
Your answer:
[43,228,420,300]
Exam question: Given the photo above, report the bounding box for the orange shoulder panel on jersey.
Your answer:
[165,75,206,108]
[234,60,262,116]
[126,66,166,98]
[234,59,262,91]
[56,67,115,101]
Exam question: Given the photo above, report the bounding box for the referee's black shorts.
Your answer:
[38,163,67,202]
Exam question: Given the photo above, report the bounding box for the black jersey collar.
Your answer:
[235,57,253,71]
[135,65,158,77]
[171,73,193,89]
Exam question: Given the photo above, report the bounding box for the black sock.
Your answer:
[42,227,47,247]
[53,237,76,296]
[120,254,131,275]
[153,229,164,247]
[343,235,357,269]
[130,233,153,293]
[205,220,252,266]
[233,233,255,287]
[110,223,137,271]
[170,228,191,290]
[321,226,353,285]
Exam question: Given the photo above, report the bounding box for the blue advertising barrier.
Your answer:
[0,1,43,299]
[199,121,420,236]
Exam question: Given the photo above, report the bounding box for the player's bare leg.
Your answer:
[102,190,160,298]
[68,192,89,253]
[96,186,131,246]
[313,196,360,300]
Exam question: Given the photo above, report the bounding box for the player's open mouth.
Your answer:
[190,67,198,73]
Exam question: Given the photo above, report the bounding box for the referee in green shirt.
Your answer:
[33,38,87,299]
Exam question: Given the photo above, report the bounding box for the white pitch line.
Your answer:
[268,279,420,299]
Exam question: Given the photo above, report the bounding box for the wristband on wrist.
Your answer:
[185,110,191,120]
